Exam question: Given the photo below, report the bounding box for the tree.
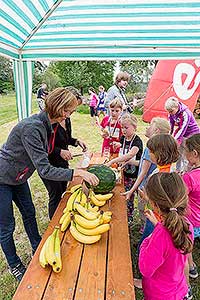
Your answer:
[120,60,157,96]
[50,61,115,93]
[42,69,61,91]
[0,56,14,94]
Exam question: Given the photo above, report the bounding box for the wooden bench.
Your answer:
[13,153,135,300]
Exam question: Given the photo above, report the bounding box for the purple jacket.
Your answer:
[169,102,200,144]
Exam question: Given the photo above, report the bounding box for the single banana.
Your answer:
[70,184,82,193]
[80,190,87,206]
[45,227,58,266]
[70,222,101,244]
[74,202,100,220]
[104,211,112,216]
[59,211,70,224]
[85,201,99,212]
[94,193,113,201]
[60,212,71,232]
[74,214,103,229]
[63,206,69,214]
[75,222,110,236]
[102,213,112,224]
[90,192,106,207]
[53,226,62,273]
[66,188,81,211]
[39,237,49,268]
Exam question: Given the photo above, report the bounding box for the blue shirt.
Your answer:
[138,147,157,189]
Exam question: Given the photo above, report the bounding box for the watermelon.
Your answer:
[85,164,116,194]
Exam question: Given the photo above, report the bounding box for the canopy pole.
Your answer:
[13,58,34,120]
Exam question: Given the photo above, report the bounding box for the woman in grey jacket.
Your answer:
[0,87,99,281]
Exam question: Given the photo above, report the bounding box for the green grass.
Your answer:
[0,94,199,300]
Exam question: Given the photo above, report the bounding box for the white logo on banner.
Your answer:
[173,60,200,101]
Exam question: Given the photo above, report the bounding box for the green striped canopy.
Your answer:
[1,0,200,118]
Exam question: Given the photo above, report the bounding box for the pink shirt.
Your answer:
[183,168,200,227]
[89,93,98,107]
[139,222,192,300]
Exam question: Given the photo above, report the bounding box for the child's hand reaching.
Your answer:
[101,128,109,138]
[138,187,148,202]
[144,209,158,226]
[121,189,133,200]
[112,141,120,151]
[105,160,112,167]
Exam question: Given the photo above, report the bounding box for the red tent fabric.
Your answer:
[143,60,200,122]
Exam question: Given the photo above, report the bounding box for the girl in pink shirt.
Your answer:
[88,87,99,126]
[139,172,193,300]
[183,133,200,279]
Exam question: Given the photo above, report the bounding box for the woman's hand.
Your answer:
[144,209,158,226]
[74,169,99,186]
[77,139,87,152]
[60,149,73,160]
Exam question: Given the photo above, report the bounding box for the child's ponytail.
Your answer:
[145,172,193,254]
[164,207,193,254]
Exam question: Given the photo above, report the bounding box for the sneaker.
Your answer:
[189,263,198,279]
[9,262,26,282]
[128,216,134,226]
[183,286,193,300]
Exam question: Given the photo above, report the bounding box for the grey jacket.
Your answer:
[104,84,127,109]
[0,112,73,185]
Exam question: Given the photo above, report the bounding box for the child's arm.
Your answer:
[100,117,109,138]
[122,159,151,199]
[122,158,139,167]
[173,111,189,144]
[106,145,139,167]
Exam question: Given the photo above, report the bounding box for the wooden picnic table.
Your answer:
[13,153,135,300]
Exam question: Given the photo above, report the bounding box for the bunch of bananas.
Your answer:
[39,184,114,271]
[59,184,113,244]
[39,226,62,273]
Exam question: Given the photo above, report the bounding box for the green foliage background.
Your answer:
[50,61,116,93]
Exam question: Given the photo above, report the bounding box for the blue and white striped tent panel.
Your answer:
[13,60,33,120]
[1,0,200,60]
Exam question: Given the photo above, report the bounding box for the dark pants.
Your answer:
[124,176,135,219]
[0,182,41,267]
[42,178,68,219]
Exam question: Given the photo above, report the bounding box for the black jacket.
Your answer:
[48,118,78,168]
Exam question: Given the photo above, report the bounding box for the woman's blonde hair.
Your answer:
[45,87,78,119]
[109,98,123,109]
[147,133,179,165]
[146,172,193,254]
[165,97,179,111]
[151,117,170,134]
[121,113,138,128]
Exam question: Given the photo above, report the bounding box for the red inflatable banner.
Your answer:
[143,60,200,122]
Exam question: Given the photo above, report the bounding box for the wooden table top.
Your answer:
[13,154,135,300]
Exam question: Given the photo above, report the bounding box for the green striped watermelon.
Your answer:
[85,164,116,194]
